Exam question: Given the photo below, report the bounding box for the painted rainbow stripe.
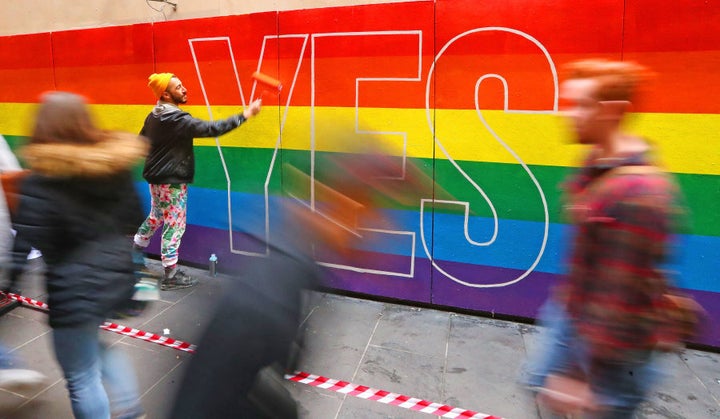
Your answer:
[0,0,718,345]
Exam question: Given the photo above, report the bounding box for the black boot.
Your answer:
[161,265,199,291]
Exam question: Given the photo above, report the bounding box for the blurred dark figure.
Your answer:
[168,171,364,418]
[169,139,439,418]
[9,91,148,419]
[521,59,689,418]
[168,211,321,418]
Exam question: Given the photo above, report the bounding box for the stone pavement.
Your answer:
[1,258,720,418]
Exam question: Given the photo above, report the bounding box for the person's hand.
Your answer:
[536,374,596,416]
[243,98,262,119]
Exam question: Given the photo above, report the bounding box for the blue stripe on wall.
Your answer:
[135,183,718,293]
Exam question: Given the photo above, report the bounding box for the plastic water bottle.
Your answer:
[208,253,218,277]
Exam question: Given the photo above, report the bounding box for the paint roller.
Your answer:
[252,71,282,100]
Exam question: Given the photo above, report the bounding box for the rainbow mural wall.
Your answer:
[0,0,718,346]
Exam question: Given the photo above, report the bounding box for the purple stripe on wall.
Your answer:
[148,224,720,348]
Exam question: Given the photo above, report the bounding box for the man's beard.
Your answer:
[170,92,187,105]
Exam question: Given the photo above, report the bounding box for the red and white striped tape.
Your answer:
[3,292,502,418]
[100,322,197,353]
[286,371,503,419]
[2,292,197,353]
[5,292,47,310]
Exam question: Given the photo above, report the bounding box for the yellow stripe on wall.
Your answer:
[1,103,717,175]
[0,103,38,136]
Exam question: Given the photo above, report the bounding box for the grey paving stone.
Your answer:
[7,378,73,419]
[2,267,720,419]
[337,394,430,418]
[300,293,385,380]
[444,313,535,419]
[287,380,345,419]
[356,345,444,404]
[137,356,188,419]
[110,340,184,398]
[680,348,720,406]
[0,309,51,353]
[3,332,63,399]
[637,351,720,418]
[3,303,49,326]
[372,304,451,358]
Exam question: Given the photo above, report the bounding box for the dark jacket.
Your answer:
[169,236,320,418]
[141,102,246,184]
[11,133,148,328]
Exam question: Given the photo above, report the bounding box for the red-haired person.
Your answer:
[522,59,686,418]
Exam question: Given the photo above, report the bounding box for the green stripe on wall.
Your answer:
[4,136,716,237]
[2,135,29,167]
[192,147,719,237]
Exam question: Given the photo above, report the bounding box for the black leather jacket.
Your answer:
[141,102,247,184]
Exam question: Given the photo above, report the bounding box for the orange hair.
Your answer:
[563,59,653,102]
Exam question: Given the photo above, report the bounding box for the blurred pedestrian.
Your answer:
[0,134,22,290]
[167,205,321,418]
[166,163,363,418]
[0,134,46,396]
[132,73,262,290]
[168,138,438,417]
[10,91,148,419]
[0,134,43,274]
[521,59,685,417]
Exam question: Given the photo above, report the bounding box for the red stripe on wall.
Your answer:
[435,0,624,55]
[51,24,155,104]
[624,0,720,53]
[623,0,720,113]
[0,33,55,102]
[0,1,717,113]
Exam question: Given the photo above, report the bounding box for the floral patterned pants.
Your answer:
[133,183,187,268]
